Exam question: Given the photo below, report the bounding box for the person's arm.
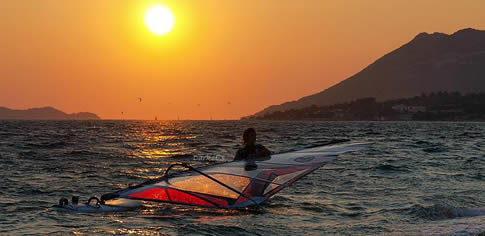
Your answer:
[260,146,271,157]
[255,144,271,157]
[234,149,245,161]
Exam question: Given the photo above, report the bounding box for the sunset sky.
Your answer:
[1,0,485,120]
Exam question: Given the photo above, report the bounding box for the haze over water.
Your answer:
[1,120,484,235]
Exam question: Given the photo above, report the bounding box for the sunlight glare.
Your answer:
[145,5,175,35]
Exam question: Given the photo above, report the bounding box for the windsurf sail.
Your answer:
[104,142,368,209]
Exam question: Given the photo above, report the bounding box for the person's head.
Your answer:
[242,128,256,145]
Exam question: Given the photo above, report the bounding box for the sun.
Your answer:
[145,5,175,35]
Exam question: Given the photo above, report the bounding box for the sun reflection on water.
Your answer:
[123,121,201,160]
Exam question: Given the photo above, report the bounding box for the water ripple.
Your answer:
[0,120,484,235]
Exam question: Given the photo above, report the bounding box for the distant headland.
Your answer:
[0,106,101,120]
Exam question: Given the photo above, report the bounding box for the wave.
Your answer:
[66,150,100,156]
[170,154,194,159]
[368,164,411,172]
[409,204,485,220]
[423,146,448,153]
[26,141,70,149]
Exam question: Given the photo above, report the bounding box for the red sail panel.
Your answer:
[191,193,229,207]
[128,188,169,201]
[167,189,214,206]
[128,187,215,207]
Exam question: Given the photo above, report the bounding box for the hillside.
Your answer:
[0,107,101,120]
[249,28,485,118]
[248,92,485,121]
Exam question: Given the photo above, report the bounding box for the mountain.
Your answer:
[249,28,485,118]
[0,106,101,120]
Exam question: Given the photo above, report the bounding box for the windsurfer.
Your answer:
[234,128,271,170]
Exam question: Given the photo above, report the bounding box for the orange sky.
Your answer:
[1,0,485,120]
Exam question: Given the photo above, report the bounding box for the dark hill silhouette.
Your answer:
[250,28,485,118]
[0,106,100,120]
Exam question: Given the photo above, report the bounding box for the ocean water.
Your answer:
[0,120,484,235]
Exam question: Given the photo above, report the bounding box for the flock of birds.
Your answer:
[120,97,233,120]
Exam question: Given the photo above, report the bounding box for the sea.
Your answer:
[0,120,484,235]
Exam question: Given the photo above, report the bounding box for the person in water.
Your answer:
[234,128,271,161]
